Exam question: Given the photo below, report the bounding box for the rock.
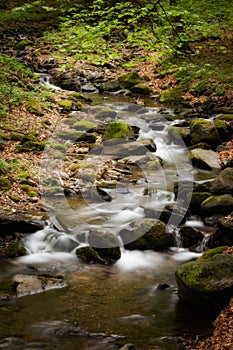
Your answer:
[118,72,142,88]
[0,216,45,234]
[58,99,73,111]
[81,83,98,93]
[54,72,81,91]
[179,226,203,248]
[189,148,221,170]
[208,216,233,247]
[0,234,26,258]
[0,177,11,190]
[103,120,134,141]
[16,39,33,50]
[130,84,152,95]
[92,106,117,120]
[214,118,231,140]
[103,139,152,158]
[190,118,221,148]
[167,126,191,145]
[88,230,121,262]
[99,80,121,92]
[201,194,233,217]
[76,246,106,264]
[73,120,97,131]
[175,248,233,308]
[27,99,44,116]
[190,191,212,212]
[159,88,184,103]
[17,140,45,153]
[12,274,67,297]
[121,219,172,250]
[211,167,233,194]
[20,184,39,197]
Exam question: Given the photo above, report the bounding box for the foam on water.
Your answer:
[116,250,165,272]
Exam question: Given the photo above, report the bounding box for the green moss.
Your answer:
[159,88,184,103]
[48,150,64,159]
[103,120,134,141]
[28,99,44,116]
[73,120,96,131]
[48,142,68,152]
[0,177,11,190]
[9,194,20,203]
[10,132,24,142]
[17,141,45,152]
[20,184,39,197]
[41,119,52,126]
[200,247,229,260]
[130,84,152,95]
[16,39,33,50]
[57,129,82,140]
[215,114,233,121]
[58,99,73,111]
[69,162,94,171]
[14,170,30,182]
[118,72,142,88]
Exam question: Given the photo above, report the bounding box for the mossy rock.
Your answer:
[48,142,68,152]
[16,39,33,50]
[190,191,211,212]
[130,84,152,95]
[118,72,142,88]
[58,99,73,111]
[88,230,121,262]
[214,119,231,140]
[199,246,229,260]
[17,141,45,153]
[69,162,94,171]
[159,88,184,103]
[13,170,30,182]
[10,132,24,142]
[121,219,171,251]
[57,129,83,141]
[73,120,97,131]
[215,114,233,121]
[167,126,191,145]
[92,106,117,120]
[28,99,44,116]
[8,194,20,203]
[0,238,26,259]
[211,167,233,194]
[103,120,134,141]
[190,118,221,149]
[20,184,39,197]
[201,194,233,217]
[0,177,11,191]
[175,251,233,307]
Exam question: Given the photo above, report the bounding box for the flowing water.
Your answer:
[0,98,219,350]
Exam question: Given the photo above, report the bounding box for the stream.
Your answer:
[0,95,219,350]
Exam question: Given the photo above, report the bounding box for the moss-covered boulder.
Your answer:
[76,246,106,264]
[121,219,172,251]
[16,39,33,50]
[209,216,233,248]
[87,230,121,262]
[20,184,39,198]
[214,118,231,140]
[175,248,233,307]
[73,120,97,131]
[58,99,73,112]
[179,226,203,248]
[201,194,233,217]
[118,72,142,88]
[0,177,11,191]
[17,141,45,153]
[92,106,117,120]
[159,88,184,103]
[103,120,134,141]
[211,167,233,194]
[189,148,221,170]
[190,119,221,149]
[167,126,191,145]
[190,191,211,212]
[130,84,152,95]
[28,99,44,116]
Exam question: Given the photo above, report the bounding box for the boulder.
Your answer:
[167,126,191,145]
[120,219,172,250]
[175,248,233,308]
[12,274,67,297]
[189,148,221,170]
[208,216,233,248]
[211,167,233,194]
[118,72,142,88]
[179,226,203,248]
[190,119,221,148]
[130,84,152,95]
[201,194,233,217]
[159,88,184,103]
[103,120,134,141]
[88,230,121,262]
